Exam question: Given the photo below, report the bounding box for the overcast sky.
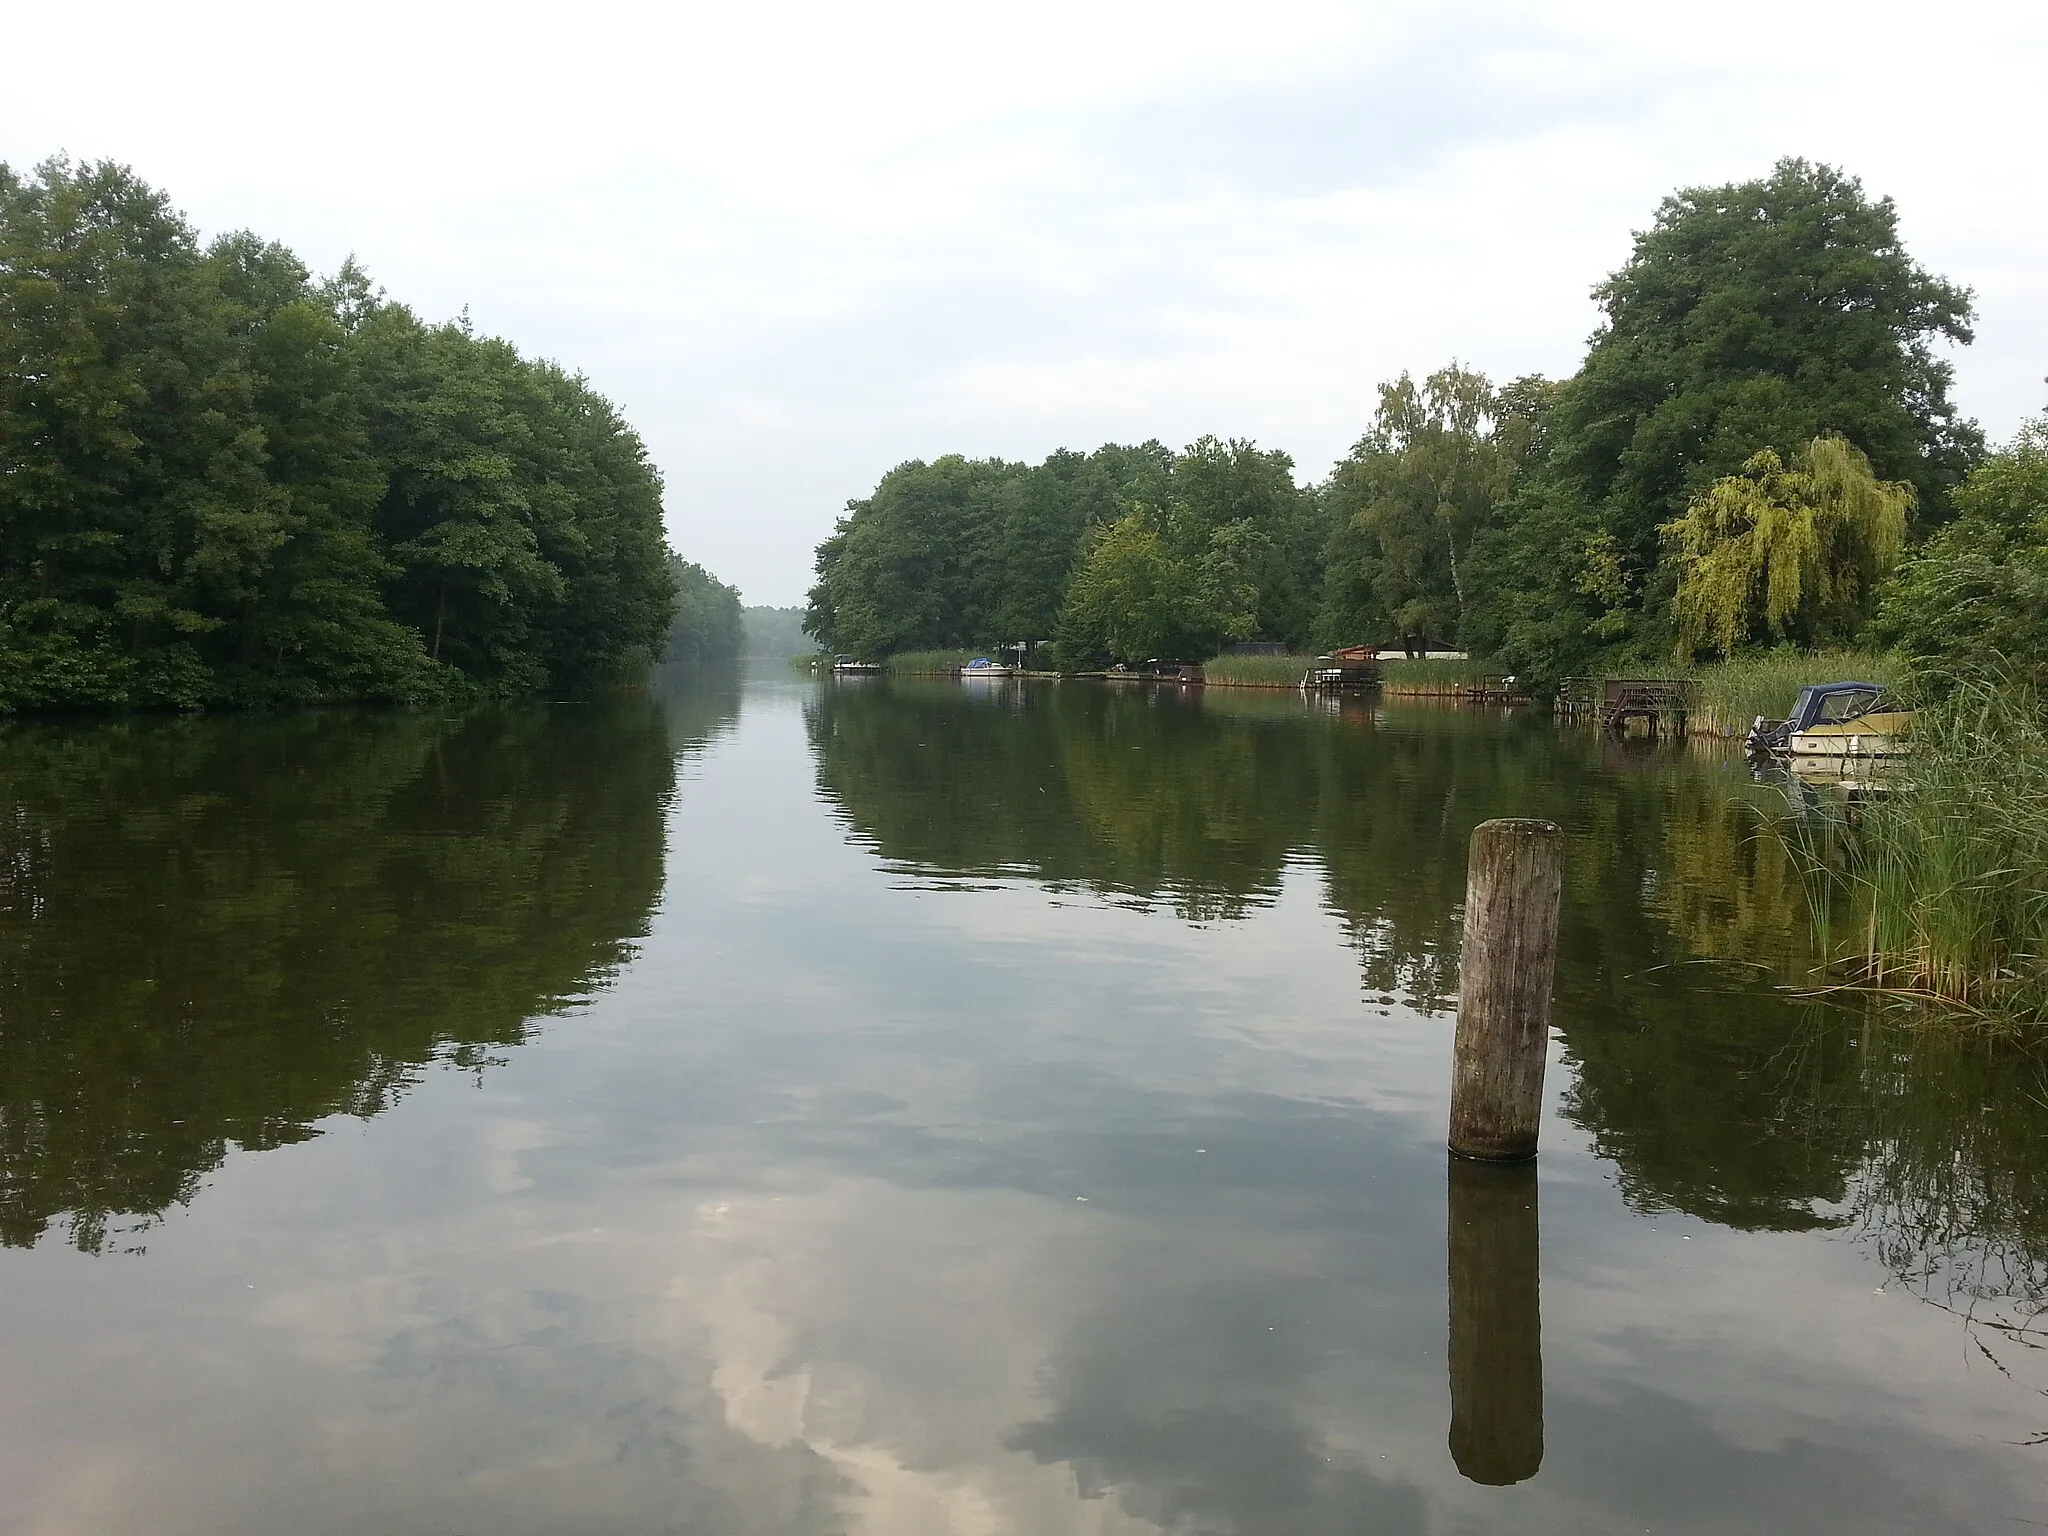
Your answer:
[6,0,2043,604]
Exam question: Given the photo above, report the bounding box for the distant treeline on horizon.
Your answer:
[0,157,743,712]
[806,159,2043,688]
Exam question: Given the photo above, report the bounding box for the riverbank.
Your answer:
[1801,676,2048,1027]
[801,648,1906,729]
[819,652,1517,699]
[1201,654,1501,696]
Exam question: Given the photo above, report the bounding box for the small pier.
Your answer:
[1462,676,1526,704]
[1559,677,1697,737]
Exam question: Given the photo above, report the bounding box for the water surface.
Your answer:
[1,670,2042,1533]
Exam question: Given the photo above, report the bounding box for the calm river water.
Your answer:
[1,669,2043,1533]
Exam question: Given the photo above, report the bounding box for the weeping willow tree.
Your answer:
[1662,437,1913,658]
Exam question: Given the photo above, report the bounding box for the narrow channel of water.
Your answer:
[0,669,2041,1533]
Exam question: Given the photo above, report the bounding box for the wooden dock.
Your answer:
[1574,677,1697,737]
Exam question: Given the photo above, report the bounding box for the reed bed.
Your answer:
[1687,650,1900,736]
[1194,653,1505,694]
[1201,653,1313,687]
[1380,657,1493,695]
[1838,676,2048,1025]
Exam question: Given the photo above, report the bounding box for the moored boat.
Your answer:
[1746,680,1912,765]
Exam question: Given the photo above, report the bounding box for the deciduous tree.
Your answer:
[1663,436,1911,658]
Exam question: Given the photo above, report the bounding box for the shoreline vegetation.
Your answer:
[0,157,739,712]
[804,649,1904,728]
[792,158,2046,1025]
[1794,675,2048,1029]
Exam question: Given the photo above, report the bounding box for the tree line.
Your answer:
[0,157,719,711]
[806,160,2037,686]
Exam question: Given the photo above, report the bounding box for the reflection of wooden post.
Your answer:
[1448,1157,1543,1485]
[1449,819,1563,1161]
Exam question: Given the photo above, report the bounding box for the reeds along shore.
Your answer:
[803,649,1902,713]
[1682,651,1901,737]
[1200,655,1493,693]
[1820,677,2048,1025]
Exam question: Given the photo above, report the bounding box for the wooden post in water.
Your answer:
[1449,819,1563,1161]
[1447,1157,1543,1484]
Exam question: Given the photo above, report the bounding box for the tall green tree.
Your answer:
[1471,159,1977,678]
[1052,507,1260,667]
[0,157,687,710]
[1172,436,1321,648]
[1321,364,1532,652]
[665,556,743,667]
[1663,436,1912,658]
[989,442,1174,642]
[804,454,1028,658]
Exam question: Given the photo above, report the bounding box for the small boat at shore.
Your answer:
[959,658,1014,678]
[832,655,883,675]
[1746,681,1912,775]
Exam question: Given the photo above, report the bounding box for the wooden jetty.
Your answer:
[1462,676,1526,704]
[1601,678,1696,736]
[1304,643,1381,691]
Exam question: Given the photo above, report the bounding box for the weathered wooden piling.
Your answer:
[1449,818,1563,1161]
[1447,1156,1544,1484]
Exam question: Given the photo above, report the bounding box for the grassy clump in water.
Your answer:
[1843,675,2048,1023]
[1382,657,1491,693]
[1202,653,1312,686]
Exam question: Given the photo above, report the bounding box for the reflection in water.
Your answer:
[810,679,2048,1372]
[1447,1158,1543,1486]
[0,681,733,1252]
[1,673,2045,1532]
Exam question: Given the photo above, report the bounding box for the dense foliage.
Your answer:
[1663,436,1912,658]
[664,556,742,667]
[1321,366,1544,653]
[0,157,684,710]
[1471,157,1979,681]
[809,159,2009,685]
[1875,417,2048,680]
[806,440,1324,664]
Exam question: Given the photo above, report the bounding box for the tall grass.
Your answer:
[1202,653,1312,686]
[1381,657,1493,694]
[1198,654,1508,692]
[1688,650,1901,736]
[1842,675,2048,1023]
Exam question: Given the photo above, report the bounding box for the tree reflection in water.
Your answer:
[808,678,2048,1395]
[0,677,733,1253]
